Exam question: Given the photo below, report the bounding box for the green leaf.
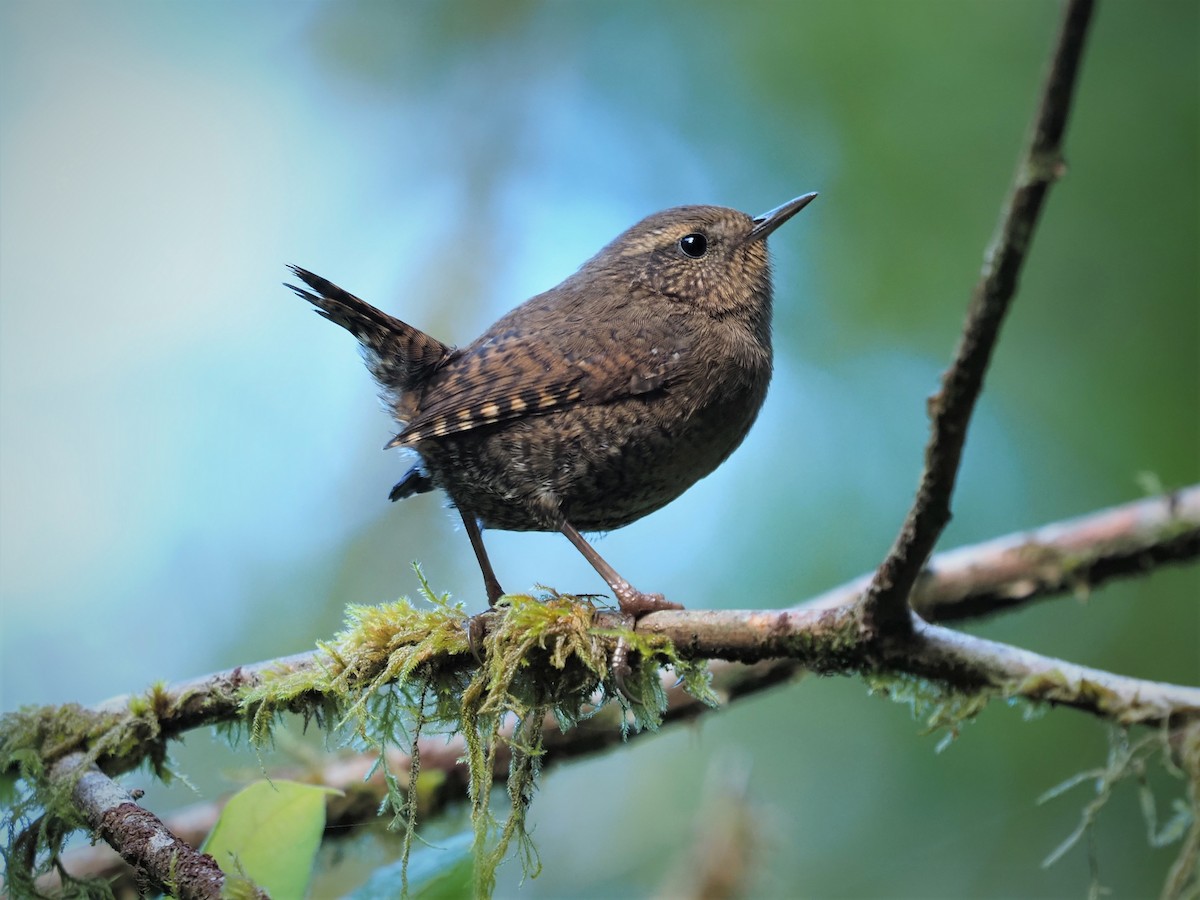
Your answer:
[202,779,340,899]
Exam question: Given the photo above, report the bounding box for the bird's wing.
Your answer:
[393,325,685,446]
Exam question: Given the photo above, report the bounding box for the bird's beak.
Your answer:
[749,192,818,241]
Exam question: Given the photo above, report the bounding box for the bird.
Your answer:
[287,192,815,618]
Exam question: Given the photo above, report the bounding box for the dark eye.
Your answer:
[679,233,708,258]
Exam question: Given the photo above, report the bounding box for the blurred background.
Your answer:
[1,1,1196,896]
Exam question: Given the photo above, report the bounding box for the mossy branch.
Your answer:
[5,489,1197,895]
[4,489,1195,897]
[6,488,1195,795]
[806,486,1200,623]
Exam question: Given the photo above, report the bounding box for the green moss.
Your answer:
[864,671,992,751]
[779,613,863,671]
[239,575,716,895]
[1039,723,1199,899]
[865,671,1198,897]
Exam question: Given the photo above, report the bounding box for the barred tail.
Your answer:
[286,265,451,395]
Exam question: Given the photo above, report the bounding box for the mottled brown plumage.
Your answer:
[288,193,815,615]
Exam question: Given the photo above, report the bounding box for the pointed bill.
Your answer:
[749,192,818,241]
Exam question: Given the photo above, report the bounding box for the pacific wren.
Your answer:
[288,193,815,616]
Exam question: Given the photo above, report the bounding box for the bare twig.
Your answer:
[807,486,1200,621]
[632,611,1200,727]
[45,746,455,893]
[899,621,1200,726]
[45,753,241,900]
[858,0,1097,638]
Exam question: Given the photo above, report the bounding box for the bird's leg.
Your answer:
[460,510,503,666]
[460,509,504,606]
[557,520,678,704]
[558,520,684,617]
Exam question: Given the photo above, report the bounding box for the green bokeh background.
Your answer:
[1,1,1196,896]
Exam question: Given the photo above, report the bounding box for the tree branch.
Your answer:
[46,658,797,892]
[45,753,241,900]
[632,610,1200,726]
[68,487,1197,775]
[807,485,1200,622]
[38,487,1199,891]
[858,0,1097,638]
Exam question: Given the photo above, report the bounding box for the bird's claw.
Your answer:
[465,613,488,666]
[616,589,683,618]
[611,634,642,705]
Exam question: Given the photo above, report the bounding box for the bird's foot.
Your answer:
[614,587,684,618]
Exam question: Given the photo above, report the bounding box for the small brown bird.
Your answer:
[288,193,815,616]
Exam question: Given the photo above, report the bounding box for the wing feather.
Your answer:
[394,326,684,446]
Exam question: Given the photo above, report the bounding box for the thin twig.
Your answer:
[807,485,1200,621]
[45,753,242,900]
[632,610,1200,727]
[899,621,1200,727]
[858,0,1097,638]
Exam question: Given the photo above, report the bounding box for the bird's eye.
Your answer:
[679,233,708,258]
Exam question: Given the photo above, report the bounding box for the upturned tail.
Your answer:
[286,265,452,398]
